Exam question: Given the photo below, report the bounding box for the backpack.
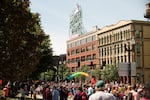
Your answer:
[127,92,133,100]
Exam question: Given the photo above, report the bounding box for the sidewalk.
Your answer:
[15,93,43,100]
[0,90,43,100]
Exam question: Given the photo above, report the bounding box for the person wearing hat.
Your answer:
[89,80,116,100]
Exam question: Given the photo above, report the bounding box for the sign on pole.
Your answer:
[118,62,136,76]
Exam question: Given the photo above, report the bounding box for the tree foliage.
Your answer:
[101,65,119,81]
[92,67,101,80]
[31,35,53,79]
[58,64,71,81]
[0,0,51,82]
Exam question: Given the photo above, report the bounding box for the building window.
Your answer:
[110,58,112,64]
[67,51,70,56]
[72,67,75,72]
[104,37,106,44]
[118,56,120,63]
[93,54,96,60]
[114,57,116,64]
[121,56,123,62]
[110,35,112,43]
[124,55,126,62]
[135,30,140,38]
[126,30,128,39]
[127,29,130,39]
[101,37,103,44]
[120,31,123,40]
[107,47,109,56]
[99,38,101,45]
[102,48,103,56]
[72,58,75,63]
[92,44,96,50]
[71,50,75,55]
[110,46,112,55]
[124,30,126,40]
[76,49,80,54]
[86,55,91,61]
[76,57,80,62]
[81,56,85,61]
[68,59,71,64]
[86,36,92,43]
[114,45,116,54]
[121,44,123,53]
[118,45,120,54]
[86,45,91,51]
[136,42,140,53]
[104,48,106,56]
[92,35,96,41]
[107,36,109,43]
[81,48,85,52]
[118,32,120,40]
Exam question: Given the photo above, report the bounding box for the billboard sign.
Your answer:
[118,62,136,76]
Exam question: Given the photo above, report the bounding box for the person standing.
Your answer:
[20,85,26,100]
[89,80,116,100]
[87,84,94,99]
[140,82,150,100]
[81,88,88,100]
[68,91,74,100]
[74,87,82,100]
[52,86,60,100]
[129,84,140,100]
[3,85,9,99]
[45,85,52,100]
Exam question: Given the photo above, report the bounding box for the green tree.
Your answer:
[101,65,119,81]
[0,0,46,82]
[80,65,90,72]
[92,67,101,80]
[40,70,55,81]
[31,35,53,80]
[58,64,71,81]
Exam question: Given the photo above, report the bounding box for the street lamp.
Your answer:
[124,40,135,85]
[53,66,59,82]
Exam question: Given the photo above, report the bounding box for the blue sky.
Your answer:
[30,0,149,55]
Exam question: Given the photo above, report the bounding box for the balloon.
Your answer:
[67,72,89,80]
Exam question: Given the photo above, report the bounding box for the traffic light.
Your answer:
[90,61,93,66]
[77,61,80,67]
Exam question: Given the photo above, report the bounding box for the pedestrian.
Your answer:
[89,80,116,100]
[81,88,88,100]
[20,85,26,100]
[52,86,60,100]
[74,87,82,100]
[45,85,52,100]
[87,84,94,99]
[140,81,150,100]
[128,84,140,100]
[30,85,34,99]
[68,91,74,100]
[3,85,9,99]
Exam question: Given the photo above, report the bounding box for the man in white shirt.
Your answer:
[89,80,116,100]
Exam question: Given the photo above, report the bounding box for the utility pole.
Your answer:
[125,42,132,85]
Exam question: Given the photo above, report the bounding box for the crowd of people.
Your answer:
[2,79,150,100]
